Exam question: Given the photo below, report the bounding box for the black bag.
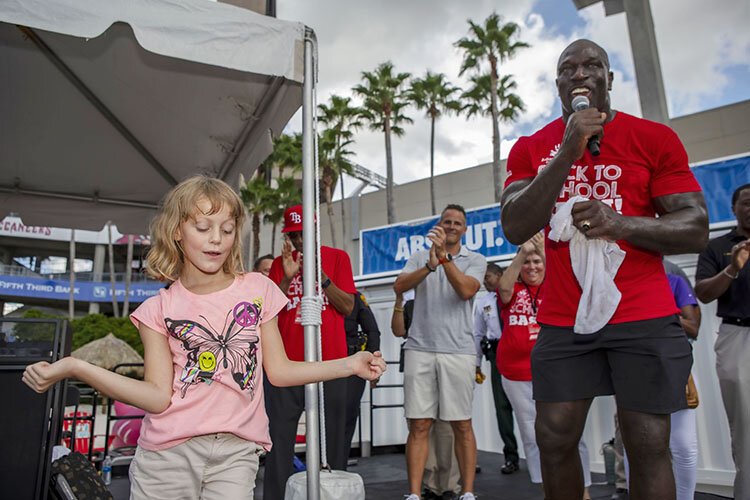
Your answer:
[49,452,113,500]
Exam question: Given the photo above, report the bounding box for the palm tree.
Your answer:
[272,133,303,178]
[240,172,274,263]
[463,72,525,128]
[318,128,355,247]
[264,175,301,254]
[455,13,529,200]
[318,95,363,243]
[353,62,412,224]
[409,72,464,215]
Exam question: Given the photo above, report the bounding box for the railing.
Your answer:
[369,358,404,451]
[0,263,155,283]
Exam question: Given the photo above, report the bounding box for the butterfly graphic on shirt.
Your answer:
[165,299,263,398]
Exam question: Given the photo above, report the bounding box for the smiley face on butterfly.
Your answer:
[198,351,216,371]
[166,300,262,398]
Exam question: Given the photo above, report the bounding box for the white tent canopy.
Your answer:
[0,0,305,233]
[1,2,329,497]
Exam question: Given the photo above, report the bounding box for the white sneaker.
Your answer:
[459,493,476,500]
[403,495,420,500]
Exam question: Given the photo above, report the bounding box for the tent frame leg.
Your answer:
[302,29,320,500]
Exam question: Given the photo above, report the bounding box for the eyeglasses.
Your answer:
[287,231,302,240]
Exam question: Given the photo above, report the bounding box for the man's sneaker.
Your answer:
[404,495,420,500]
[500,460,519,474]
[458,493,476,500]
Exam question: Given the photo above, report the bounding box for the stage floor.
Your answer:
[107,449,729,499]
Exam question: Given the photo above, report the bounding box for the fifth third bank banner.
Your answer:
[360,204,515,276]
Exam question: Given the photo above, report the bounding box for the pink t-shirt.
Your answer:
[130,273,288,451]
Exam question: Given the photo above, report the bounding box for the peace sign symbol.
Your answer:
[233,302,260,327]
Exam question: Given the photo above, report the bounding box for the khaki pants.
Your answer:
[715,323,750,499]
[422,419,461,495]
[129,433,262,500]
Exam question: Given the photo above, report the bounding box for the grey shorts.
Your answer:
[531,315,693,414]
[403,350,476,421]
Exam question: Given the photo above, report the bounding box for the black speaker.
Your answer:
[0,319,70,500]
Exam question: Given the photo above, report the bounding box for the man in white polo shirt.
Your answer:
[394,204,487,500]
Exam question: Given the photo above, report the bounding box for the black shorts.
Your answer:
[531,315,692,414]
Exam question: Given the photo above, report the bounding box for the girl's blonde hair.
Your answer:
[146,175,246,282]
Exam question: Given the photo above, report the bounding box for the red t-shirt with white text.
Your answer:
[497,282,542,381]
[505,112,701,326]
[269,246,356,361]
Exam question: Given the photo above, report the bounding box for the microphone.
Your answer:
[571,95,601,156]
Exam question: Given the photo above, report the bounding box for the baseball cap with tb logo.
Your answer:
[282,204,304,233]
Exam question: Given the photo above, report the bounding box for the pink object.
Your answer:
[129,273,288,452]
[111,401,145,448]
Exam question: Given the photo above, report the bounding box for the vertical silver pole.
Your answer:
[107,222,119,317]
[68,229,75,320]
[302,30,321,500]
[88,244,105,314]
[122,235,134,316]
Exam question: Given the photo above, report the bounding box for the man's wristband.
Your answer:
[425,262,436,273]
[723,267,740,279]
[393,306,404,313]
[321,277,332,289]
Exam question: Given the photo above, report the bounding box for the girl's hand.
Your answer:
[23,357,77,393]
[349,351,387,381]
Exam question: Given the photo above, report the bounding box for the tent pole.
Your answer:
[302,29,320,500]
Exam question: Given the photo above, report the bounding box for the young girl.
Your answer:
[22,175,386,499]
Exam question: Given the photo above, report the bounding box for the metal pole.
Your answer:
[122,235,134,316]
[302,29,320,500]
[107,222,119,317]
[89,245,105,314]
[68,229,75,320]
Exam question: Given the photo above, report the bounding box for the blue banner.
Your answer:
[360,204,515,276]
[359,154,750,277]
[692,155,750,224]
[0,274,165,302]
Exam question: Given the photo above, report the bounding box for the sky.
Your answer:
[276,0,750,196]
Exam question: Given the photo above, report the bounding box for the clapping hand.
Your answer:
[520,232,544,256]
[282,237,301,279]
[730,240,750,273]
[427,225,446,268]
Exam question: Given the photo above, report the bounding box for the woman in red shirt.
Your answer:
[496,233,591,498]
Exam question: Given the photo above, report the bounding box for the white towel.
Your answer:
[548,196,626,334]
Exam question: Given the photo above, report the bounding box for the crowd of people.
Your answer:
[20,38,749,500]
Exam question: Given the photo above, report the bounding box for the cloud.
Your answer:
[578,0,750,117]
[278,0,749,192]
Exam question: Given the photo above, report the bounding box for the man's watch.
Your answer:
[321,278,332,289]
[438,253,453,265]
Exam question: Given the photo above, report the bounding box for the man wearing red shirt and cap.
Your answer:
[263,205,356,500]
